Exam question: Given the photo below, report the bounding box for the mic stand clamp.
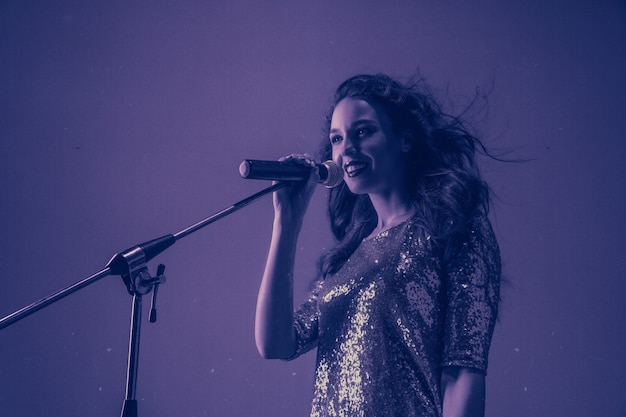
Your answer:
[106,247,167,417]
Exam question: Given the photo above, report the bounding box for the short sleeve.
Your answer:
[442,214,501,373]
[283,279,323,361]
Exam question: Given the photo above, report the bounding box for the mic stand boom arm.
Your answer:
[0,181,289,417]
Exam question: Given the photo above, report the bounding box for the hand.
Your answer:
[272,154,320,226]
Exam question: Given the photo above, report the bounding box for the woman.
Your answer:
[255,74,501,417]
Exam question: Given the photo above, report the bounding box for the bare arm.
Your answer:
[441,367,486,417]
[255,217,299,359]
[254,155,318,359]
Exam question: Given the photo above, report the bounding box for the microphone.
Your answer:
[239,159,343,188]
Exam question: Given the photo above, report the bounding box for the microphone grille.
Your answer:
[321,160,343,188]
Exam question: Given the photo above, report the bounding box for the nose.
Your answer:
[339,134,357,156]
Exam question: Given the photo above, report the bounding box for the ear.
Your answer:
[400,133,412,152]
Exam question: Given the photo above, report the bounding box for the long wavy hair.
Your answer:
[317,73,491,278]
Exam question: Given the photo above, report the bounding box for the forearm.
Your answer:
[441,367,486,417]
[254,217,300,359]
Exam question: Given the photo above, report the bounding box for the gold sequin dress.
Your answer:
[289,213,501,417]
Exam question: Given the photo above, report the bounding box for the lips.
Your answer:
[344,161,368,178]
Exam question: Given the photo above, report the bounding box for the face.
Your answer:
[329,98,410,196]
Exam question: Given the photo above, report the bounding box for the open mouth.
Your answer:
[344,161,368,178]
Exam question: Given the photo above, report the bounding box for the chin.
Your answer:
[344,179,374,195]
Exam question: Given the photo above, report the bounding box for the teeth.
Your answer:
[345,162,367,175]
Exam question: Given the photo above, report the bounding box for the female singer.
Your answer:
[255,73,501,417]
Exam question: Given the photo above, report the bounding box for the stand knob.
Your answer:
[149,264,166,323]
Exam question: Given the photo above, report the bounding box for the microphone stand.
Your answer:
[0,181,289,417]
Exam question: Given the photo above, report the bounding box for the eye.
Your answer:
[356,127,372,137]
[330,134,342,144]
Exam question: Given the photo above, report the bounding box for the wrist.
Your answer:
[273,213,304,235]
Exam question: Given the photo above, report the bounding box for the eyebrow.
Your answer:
[329,119,377,135]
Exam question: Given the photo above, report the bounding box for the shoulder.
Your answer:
[466,213,500,263]
[447,212,501,289]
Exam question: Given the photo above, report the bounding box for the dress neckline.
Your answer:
[363,213,415,242]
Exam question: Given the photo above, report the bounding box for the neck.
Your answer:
[368,190,416,235]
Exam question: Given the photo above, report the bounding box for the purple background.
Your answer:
[1,1,625,416]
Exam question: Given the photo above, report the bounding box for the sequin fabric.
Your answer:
[289,213,500,417]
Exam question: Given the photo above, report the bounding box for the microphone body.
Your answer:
[239,159,343,188]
